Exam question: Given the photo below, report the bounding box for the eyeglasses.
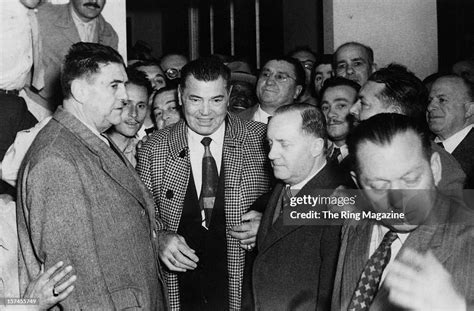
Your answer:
[259,71,296,83]
[165,68,181,80]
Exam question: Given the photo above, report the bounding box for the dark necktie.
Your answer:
[436,141,445,149]
[348,231,398,311]
[330,147,341,163]
[273,185,292,224]
[199,137,218,229]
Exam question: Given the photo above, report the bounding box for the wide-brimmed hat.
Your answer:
[227,61,257,85]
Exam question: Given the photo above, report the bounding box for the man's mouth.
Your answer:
[84,3,101,9]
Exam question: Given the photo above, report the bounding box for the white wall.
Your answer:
[323,0,438,79]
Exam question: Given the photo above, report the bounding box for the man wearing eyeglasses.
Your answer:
[160,53,189,81]
[334,41,377,86]
[238,57,305,124]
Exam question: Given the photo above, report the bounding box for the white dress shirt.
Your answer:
[252,105,272,124]
[71,6,97,43]
[188,123,225,195]
[369,225,409,287]
[434,124,473,154]
[0,0,33,90]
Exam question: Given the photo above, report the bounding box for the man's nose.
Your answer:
[118,84,128,101]
[127,104,137,118]
[350,100,361,118]
[200,102,211,115]
[346,64,355,75]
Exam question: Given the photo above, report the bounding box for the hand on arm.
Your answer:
[157,231,199,272]
[229,210,262,251]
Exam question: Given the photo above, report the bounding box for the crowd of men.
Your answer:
[1,0,474,310]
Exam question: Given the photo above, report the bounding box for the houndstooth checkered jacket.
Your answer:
[137,113,272,310]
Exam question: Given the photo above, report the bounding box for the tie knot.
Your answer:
[201,137,212,147]
[381,231,398,247]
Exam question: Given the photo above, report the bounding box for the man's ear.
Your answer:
[464,101,474,120]
[430,151,442,187]
[294,85,303,99]
[311,137,325,157]
[177,86,183,107]
[371,62,378,73]
[71,79,88,103]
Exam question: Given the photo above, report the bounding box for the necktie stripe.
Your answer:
[200,137,218,229]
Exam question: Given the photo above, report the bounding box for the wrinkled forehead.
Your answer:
[336,44,370,62]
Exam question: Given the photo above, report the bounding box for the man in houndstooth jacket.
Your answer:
[137,57,272,310]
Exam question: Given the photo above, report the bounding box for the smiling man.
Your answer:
[239,57,305,124]
[137,57,272,310]
[17,43,167,309]
[107,68,151,167]
[319,77,360,166]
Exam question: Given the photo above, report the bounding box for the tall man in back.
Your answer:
[137,57,272,310]
[334,41,377,86]
[239,57,305,124]
[17,42,167,309]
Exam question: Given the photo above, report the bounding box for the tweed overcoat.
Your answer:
[17,108,167,310]
[137,113,272,310]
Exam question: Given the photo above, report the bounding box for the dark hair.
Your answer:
[261,56,306,96]
[319,76,361,103]
[348,113,432,173]
[126,68,152,96]
[368,64,428,121]
[334,41,374,68]
[288,46,318,61]
[274,103,327,150]
[179,57,231,90]
[130,59,162,70]
[61,42,125,99]
[152,84,178,103]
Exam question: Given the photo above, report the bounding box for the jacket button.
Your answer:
[166,190,174,199]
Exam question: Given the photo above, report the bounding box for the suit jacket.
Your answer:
[451,127,474,189]
[238,104,259,121]
[331,193,474,311]
[17,107,167,310]
[35,3,118,102]
[137,113,272,310]
[249,162,344,311]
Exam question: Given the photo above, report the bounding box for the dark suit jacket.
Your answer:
[17,107,167,310]
[451,127,474,189]
[248,162,345,311]
[331,193,474,311]
[238,104,259,121]
[35,3,118,102]
[137,114,272,310]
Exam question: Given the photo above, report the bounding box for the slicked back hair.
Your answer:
[61,42,125,99]
[348,113,432,173]
[179,57,231,91]
[319,76,361,103]
[274,102,328,150]
[368,64,428,121]
[126,68,153,97]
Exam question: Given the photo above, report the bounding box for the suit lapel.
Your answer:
[54,5,81,45]
[257,183,283,251]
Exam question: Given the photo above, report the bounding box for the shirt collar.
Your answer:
[187,121,226,147]
[254,104,272,124]
[435,124,473,154]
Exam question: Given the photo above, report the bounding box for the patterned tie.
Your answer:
[348,231,398,311]
[330,147,341,163]
[199,137,218,229]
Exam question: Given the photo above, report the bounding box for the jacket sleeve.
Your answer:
[22,155,114,309]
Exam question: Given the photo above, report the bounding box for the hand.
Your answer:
[23,261,76,311]
[229,210,262,251]
[157,231,199,272]
[384,248,466,311]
